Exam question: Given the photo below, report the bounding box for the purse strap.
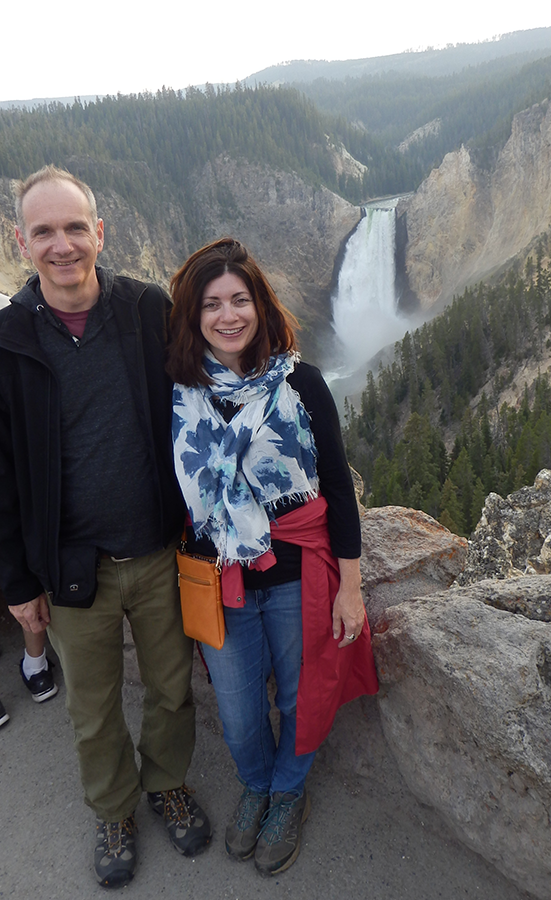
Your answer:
[180,525,188,554]
[179,526,222,572]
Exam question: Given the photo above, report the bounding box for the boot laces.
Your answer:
[164,786,193,826]
[236,787,268,832]
[260,793,299,844]
[103,815,136,855]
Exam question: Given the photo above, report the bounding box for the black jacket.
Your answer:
[0,270,186,606]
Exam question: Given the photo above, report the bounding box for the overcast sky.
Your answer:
[2,2,549,102]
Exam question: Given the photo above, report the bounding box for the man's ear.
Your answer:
[15,226,31,260]
[96,219,105,253]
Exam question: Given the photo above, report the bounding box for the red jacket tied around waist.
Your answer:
[221,496,379,754]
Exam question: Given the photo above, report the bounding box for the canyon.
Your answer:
[2,97,551,370]
[400,98,551,311]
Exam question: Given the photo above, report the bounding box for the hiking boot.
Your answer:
[225,784,269,860]
[20,658,58,703]
[94,815,137,889]
[148,784,211,856]
[0,699,9,727]
[254,789,311,876]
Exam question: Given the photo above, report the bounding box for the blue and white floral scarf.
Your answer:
[172,352,319,564]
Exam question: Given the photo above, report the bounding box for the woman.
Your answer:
[168,237,378,876]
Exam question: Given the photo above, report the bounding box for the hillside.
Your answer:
[0,88,363,360]
[288,51,551,208]
[0,86,375,213]
[400,98,551,310]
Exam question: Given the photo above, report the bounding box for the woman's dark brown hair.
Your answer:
[167,237,299,386]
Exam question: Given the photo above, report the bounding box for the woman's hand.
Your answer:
[332,558,366,649]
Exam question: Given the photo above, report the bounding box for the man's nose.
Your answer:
[52,230,74,253]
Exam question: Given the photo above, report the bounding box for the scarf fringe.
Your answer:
[193,485,319,565]
[264,486,319,514]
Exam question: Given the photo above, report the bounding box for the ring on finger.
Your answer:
[345,633,357,641]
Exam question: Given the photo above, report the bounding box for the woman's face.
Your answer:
[200,272,258,374]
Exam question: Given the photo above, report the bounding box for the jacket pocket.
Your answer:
[54,545,99,608]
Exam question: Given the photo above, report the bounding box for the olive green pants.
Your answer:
[48,544,195,822]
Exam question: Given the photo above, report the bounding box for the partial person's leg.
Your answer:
[124,544,210,857]
[261,580,316,794]
[200,595,276,793]
[201,595,274,859]
[20,628,58,701]
[22,629,46,658]
[123,544,196,792]
[48,564,140,822]
[253,580,314,876]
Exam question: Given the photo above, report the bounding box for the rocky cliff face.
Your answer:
[399,98,551,310]
[188,158,360,355]
[0,160,359,361]
[0,180,31,297]
[367,471,551,899]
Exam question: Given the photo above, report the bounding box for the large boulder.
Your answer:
[362,492,551,897]
[360,505,468,623]
[372,579,551,899]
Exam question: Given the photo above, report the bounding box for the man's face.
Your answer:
[15,180,104,307]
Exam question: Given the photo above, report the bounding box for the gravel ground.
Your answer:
[0,609,531,900]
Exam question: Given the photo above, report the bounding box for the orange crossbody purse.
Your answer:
[176,529,225,649]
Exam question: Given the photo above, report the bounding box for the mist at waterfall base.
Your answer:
[324,206,411,415]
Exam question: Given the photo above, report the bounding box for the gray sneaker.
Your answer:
[254,789,311,876]
[94,815,137,889]
[225,785,270,860]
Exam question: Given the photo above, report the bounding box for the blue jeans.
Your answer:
[200,579,316,795]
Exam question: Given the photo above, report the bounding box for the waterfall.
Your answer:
[325,202,409,410]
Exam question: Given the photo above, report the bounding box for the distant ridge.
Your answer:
[243,27,551,84]
[0,95,103,111]
[2,28,551,110]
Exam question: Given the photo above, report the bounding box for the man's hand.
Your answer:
[8,593,50,633]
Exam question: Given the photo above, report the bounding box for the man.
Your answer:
[0,166,211,888]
